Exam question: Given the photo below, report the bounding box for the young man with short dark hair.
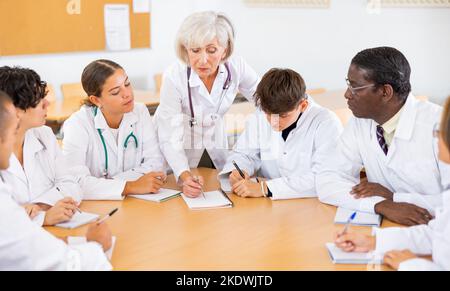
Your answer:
[219,68,342,199]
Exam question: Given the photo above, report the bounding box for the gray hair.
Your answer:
[175,11,235,65]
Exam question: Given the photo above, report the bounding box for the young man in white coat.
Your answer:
[0,66,82,226]
[0,90,112,271]
[316,47,448,226]
[219,68,342,199]
[334,97,450,271]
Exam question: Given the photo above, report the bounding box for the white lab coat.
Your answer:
[154,56,259,180]
[219,100,343,199]
[374,189,450,271]
[316,95,448,214]
[0,181,111,271]
[62,102,165,200]
[0,126,82,225]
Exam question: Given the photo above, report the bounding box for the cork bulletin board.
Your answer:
[0,0,151,56]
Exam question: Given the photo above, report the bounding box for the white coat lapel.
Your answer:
[23,130,48,183]
[117,110,139,171]
[5,154,29,189]
[94,109,119,161]
[386,95,416,164]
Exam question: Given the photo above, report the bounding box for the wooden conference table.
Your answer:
[46,168,400,271]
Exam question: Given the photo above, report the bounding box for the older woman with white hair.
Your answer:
[154,11,259,197]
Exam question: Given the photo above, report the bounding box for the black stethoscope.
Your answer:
[93,107,138,179]
[186,62,232,128]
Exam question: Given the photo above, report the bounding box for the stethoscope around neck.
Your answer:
[93,106,138,179]
[187,62,232,128]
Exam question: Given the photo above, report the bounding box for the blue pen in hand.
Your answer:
[340,211,357,236]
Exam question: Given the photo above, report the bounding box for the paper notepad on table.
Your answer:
[129,188,181,202]
[334,207,382,227]
[55,212,99,229]
[326,243,383,265]
[182,190,233,210]
[68,236,117,260]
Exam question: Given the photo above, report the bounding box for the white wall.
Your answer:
[1,0,449,103]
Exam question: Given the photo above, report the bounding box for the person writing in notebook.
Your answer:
[0,66,81,226]
[0,90,112,271]
[154,11,259,198]
[334,96,450,271]
[63,60,166,200]
[219,68,342,199]
[316,47,448,225]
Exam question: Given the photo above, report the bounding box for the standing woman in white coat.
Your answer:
[154,11,259,197]
[334,96,450,271]
[63,60,166,200]
[0,66,81,226]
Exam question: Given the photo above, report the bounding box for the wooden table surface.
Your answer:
[46,168,399,271]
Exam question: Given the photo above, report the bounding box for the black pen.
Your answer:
[232,160,246,179]
[220,189,234,207]
[97,208,118,224]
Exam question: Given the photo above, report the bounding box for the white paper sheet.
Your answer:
[334,207,382,227]
[129,188,181,202]
[55,212,99,229]
[326,243,383,265]
[181,191,233,210]
[104,4,131,51]
[133,0,151,13]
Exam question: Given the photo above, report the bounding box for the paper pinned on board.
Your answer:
[133,0,151,13]
[104,4,131,51]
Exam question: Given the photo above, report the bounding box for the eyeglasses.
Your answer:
[433,123,440,138]
[345,78,375,95]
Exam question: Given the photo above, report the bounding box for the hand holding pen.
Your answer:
[230,160,252,186]
[340,211,357,236]
[56,187,82,213]
[193,176,206,199]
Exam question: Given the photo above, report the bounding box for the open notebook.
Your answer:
[55,212,99,229]
[326,243,383,265]
[129,188,181,202]
[68,236,117,260]
[181,190,233,210]
[334,207,382,227]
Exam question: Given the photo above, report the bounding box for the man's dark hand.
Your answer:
[374,200,433,226]
[351,181,393,200]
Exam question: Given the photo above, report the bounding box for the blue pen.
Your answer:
[340,211,357,235]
